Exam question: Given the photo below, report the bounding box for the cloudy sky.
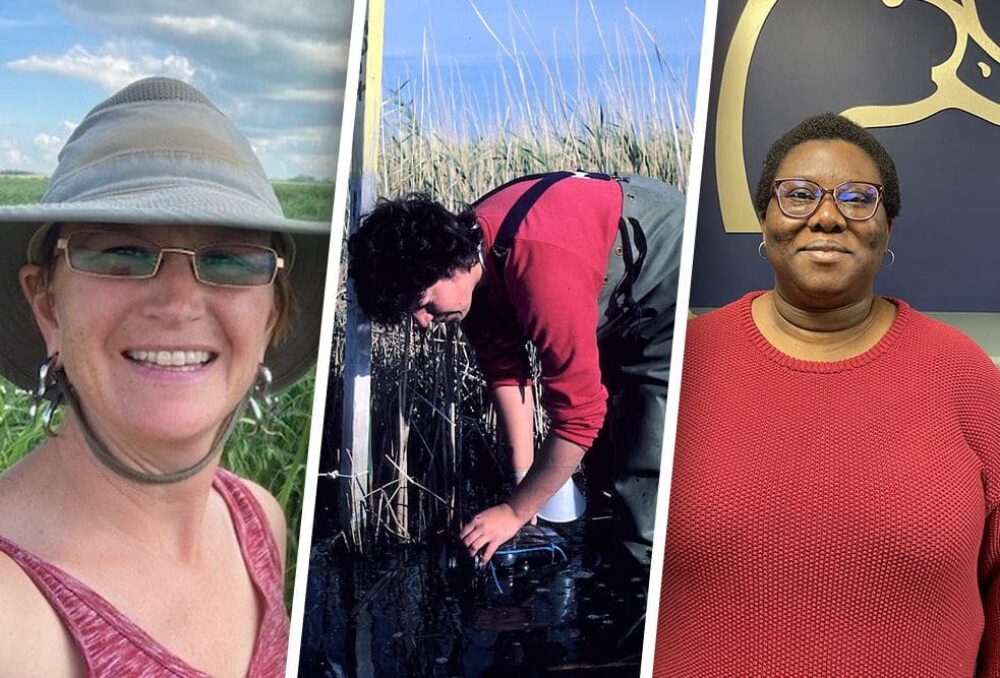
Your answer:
[0,1,706,177]
[0,0,353,179]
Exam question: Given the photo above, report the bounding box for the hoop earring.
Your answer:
[758,241,768,259]
[246,363,275,435]
[884,248,895,267]
[29,353,63,436]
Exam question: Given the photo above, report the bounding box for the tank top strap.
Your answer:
[211,469,284,599]
[211,469,290,677]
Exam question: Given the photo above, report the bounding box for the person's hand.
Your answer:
[458,503,527,564]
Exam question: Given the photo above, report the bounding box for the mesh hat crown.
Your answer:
[0,76,330,391]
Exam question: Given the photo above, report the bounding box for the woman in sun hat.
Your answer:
[0,77,328,676]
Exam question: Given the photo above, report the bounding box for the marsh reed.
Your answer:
[329,2,693,550]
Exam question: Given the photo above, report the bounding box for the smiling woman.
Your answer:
[655,114,1000,676]
[0,77,329,677]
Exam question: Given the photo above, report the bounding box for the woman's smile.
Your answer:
[35,222,278,448]
[761,139,891,308]
[797,239,851,263]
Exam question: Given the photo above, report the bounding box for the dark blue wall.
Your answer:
[693,0,1000,311]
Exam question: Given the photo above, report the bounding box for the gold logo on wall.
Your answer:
[717,0,1000,233]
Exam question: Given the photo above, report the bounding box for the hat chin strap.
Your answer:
[54,369,248,485]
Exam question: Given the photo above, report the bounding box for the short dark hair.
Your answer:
[754,113,900,220]
[347,193,482,323]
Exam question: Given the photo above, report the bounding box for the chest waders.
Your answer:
[476,172,684,565]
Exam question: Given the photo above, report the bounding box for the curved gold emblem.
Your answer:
[717,0,1000,233]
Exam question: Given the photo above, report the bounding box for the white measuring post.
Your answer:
[341,0,385,549]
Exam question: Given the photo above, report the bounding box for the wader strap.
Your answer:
[609,216,654,325]
[486,171,615,281]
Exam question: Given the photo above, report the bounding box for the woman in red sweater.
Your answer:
[656,113,1000,676]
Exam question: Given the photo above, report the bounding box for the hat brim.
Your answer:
[0,193,330,393]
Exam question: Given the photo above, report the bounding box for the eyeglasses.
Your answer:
[56,231,284,287]
[772,179,885,221]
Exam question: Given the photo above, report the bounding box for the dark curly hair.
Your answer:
[754,113,900,221]
[347,193,482,323]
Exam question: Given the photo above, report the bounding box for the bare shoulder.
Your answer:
[0,553,83,677]
[239,477,288,567]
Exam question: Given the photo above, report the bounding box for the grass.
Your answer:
[0,175,46,205]
[330,2,693,550]
[0,176,333,604]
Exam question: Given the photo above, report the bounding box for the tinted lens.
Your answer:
[194,244,277,286]
[776,180,821,217]
[835,182,880,219]
[67,232,160,277]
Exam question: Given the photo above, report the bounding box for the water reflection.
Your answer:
[300,510,649,677]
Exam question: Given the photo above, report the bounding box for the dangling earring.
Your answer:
[883,249,895,267]
[29,353,63,436]
[758,241,768,259]
[246,363,275,435]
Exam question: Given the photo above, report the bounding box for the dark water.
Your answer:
[299,497,651,677]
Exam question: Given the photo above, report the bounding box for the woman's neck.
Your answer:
[43,419,221,561]
[752,289,897,361]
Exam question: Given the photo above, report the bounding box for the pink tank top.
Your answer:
[0,469,289,677]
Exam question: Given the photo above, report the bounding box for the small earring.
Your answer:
[758,241,768,259]
[884,248,895,267]
[29,353,63,436]
[246,363,275,435]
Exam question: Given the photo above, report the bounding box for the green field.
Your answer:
[0,175,334,604]
[0,174,47,205]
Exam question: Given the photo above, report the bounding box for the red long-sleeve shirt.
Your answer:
[461,175,622,448]
[656,291,1000,677]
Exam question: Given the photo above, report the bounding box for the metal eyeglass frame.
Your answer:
[55,231,285,287]
[772,179,885,221]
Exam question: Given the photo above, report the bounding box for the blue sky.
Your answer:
[381,0,706,135]
[0,1,706,177]
[384,0,704,62]
[0,0,353,178]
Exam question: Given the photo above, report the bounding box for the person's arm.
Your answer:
[493,384,535,474]
[459,432,585,563]
[979,508,1000,677]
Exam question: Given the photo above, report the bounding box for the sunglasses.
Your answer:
[772,179,885,221]
[56,231,284,287]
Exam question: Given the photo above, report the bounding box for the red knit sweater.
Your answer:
[656,291,1000,677]
[463,175,622,448]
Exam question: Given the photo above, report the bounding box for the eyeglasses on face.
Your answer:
[55,231,284,287]
[772,179,885,221]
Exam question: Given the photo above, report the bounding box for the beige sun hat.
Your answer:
[0,76,330,392]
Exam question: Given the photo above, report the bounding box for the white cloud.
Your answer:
[33,133,62,152]
[269,88,343,104]
[5,0,353,177]
[0,140,26,169]
[7,42,196,91]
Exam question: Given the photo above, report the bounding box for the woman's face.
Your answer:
[21,223,278,451]
[761,139,892,309]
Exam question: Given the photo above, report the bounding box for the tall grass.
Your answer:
[0,177,333,604]
[331,2,693,549]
